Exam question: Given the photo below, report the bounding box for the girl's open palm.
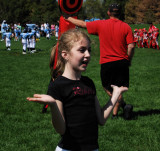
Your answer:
[111,85,128,94]
[27,94,56,105]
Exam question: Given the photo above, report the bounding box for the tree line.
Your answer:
[0,0,159,26]
[125,0,160,24]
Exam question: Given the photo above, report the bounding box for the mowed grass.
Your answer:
[0,26,160,151]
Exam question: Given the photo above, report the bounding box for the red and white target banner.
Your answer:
[58,0,83,14]
[43,0,83,111]
[58,0,83,38]
[54,0,83,69]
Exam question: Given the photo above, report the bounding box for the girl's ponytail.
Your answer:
[50,45,64,80]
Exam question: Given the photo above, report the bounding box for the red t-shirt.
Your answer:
[148,25,156,33]
[86,19,134,64]
[152,32,159,40]
[134,32,139,42]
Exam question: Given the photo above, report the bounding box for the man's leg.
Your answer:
[101,60,132,119]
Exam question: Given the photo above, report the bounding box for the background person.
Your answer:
[133,29,139,48]
[65,3,135,120]
[148,22,156,33]
[20,28,29,54]
[1,20,8,41]
[3,29,12,51]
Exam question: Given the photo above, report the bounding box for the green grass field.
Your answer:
[0,26,160,151]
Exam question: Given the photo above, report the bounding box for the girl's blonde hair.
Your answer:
[50,29,91,79]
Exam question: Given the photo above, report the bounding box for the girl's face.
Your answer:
[66,37,91,73]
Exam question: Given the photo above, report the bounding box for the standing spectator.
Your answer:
[29,31,36,53]
[148,23,157,49]
[4,29,12,51]
[45,27,51,40]
[17,27,21,41]
[1,20,8,41]
[148,31,153,48]
[44,22,47,29]
[41,24,45,37]
[14,26,19,41]
[143,30,149,48]
[148,23,156,33]
[27,29,32,53]
[66,3,135,120]
[133,29,139,48]
[10,23,15,37]
[51,24,55,35]
[0,24,1,39]
[139,29,143,48]
[17,23,21,32]
[152,28,159,50]
[36,26,40,41]
[20,28,29,54]
[55,25,59,40]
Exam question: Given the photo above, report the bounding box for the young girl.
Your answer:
[27,29,128,151]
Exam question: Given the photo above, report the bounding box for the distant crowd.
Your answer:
[133,23,159,50]
[1,20,159,53]
[0,20,59,54]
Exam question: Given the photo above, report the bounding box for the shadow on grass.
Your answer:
[119,109,160,120]
[0,49,7,51]
[132,109,160,119]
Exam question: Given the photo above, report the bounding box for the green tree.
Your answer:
[125,0,139,23]
[154,1,160,24]
[29,0,60,25]
[102,0,129,20]
[0,0,60,25]
[125,0,160,24]
[83,0,102,19]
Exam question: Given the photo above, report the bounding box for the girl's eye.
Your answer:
[79,47,86,53]
[79,47,91,53]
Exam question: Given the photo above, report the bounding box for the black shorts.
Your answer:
[100,59,129,93]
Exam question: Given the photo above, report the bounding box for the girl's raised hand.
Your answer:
[27,94,56,105]
[111,85,128,95]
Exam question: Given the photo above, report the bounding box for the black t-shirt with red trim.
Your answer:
[47,75,99,151]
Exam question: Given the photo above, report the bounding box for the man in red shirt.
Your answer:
[66,4,135,120]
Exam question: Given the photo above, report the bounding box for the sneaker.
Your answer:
[30,50,34,54]
[7,48,11,51]
[22,51,27,54]
[123,104,133,120]
[32,49,36,53]
[121,101,126,109]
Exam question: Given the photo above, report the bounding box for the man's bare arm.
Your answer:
[128,43,135,66]
[66,17,87,28]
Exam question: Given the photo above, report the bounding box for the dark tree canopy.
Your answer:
[1,0,159,25]
[125,0,160,24]
[0,0,60,25]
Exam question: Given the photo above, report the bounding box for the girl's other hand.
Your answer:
[111,85,128,95]
[27,94,56,105]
